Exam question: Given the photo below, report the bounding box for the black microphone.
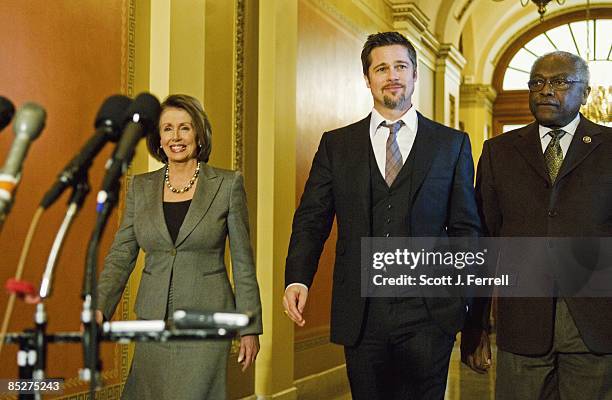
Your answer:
[96,93,160,209]
[0,96,15,132]
[0,102,46,220]
[39,95,132,209]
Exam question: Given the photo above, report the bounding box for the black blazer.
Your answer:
[474,115,612,355]
[285,113,481,346]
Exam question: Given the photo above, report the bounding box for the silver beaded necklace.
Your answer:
[165,162,200,193]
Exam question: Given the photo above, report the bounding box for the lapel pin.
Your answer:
[583,136,592,144]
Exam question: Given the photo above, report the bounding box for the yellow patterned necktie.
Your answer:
[544,129,566,182]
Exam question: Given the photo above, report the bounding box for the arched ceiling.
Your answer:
[428,0,612,84]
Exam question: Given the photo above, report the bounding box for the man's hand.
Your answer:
[237,335,259,372]
[282,285,308,327]
[461,328,492,374]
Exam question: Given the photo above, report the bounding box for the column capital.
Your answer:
[436,43,466,72]
[388,1,429,32]
[387,1,439,69]
[460,84,498,105]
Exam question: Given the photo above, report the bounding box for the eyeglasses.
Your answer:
[527,78,586,92]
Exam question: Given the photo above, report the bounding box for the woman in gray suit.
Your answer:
[96,94,262,399]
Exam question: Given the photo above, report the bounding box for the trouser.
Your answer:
[344,297,455,400]
[496,299,612,400]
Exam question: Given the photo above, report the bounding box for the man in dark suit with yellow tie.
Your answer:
[283,32,481,399]
[463,51,612,399]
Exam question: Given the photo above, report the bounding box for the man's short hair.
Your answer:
[361,32,417,75]
[531,51,590,84]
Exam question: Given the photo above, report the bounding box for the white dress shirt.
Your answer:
[369,106,418,178]
[539,113,580,157]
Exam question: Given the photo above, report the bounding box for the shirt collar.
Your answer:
[370,106,418,138]
[539,113,580,139]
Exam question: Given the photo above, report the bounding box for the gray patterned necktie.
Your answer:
[382,121,404,187]
[544,129,566,183]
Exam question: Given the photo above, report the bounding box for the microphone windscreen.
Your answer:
[94,95,132,141]
[124,92,161,128]
[13,102,46,140]
[0,96,15,131]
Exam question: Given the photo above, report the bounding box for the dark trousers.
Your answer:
[496,299,612,400]
[344,298,455,400]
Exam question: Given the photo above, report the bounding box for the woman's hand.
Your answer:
[80,310,105,332]
[95,310,104,325]
[237,334,259,372]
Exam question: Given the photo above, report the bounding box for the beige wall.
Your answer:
[296,0,372,338]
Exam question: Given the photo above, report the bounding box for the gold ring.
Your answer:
[283,310,289,315]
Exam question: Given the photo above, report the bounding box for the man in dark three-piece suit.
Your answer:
[283,32,481,399]
[463,51,612,399]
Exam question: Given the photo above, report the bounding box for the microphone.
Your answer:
[102,320,166,333]
[0,102,46,219]
[39,95,132,209]
[173,310,251,329]
[0,96,15,132]
[96,93,160,208]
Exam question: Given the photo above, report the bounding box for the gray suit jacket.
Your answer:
[97,164,262,336]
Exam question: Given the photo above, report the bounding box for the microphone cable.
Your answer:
[0,206,44,357]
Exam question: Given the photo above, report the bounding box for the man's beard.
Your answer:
[383,92,409,110]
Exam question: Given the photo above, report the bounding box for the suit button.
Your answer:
[385,233,390,237]
[170,248,177,256]
[386,218,391,224]
[387,204,392,209]
[548,210,558,217]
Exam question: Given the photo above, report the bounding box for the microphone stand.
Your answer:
[34,177,90,384]
[80,177,120,398]
[11,329,36,400]
[3,322,241,399]
[5,176,90,400]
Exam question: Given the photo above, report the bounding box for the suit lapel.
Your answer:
[174,163,222,247]
[513,123,550,184]
[556,116,603,184]
[345,115,372,231]
[146,168,174,245]
[409,113,441,203]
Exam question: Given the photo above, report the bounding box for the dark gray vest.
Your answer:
[368,140,427,311]
[369,142,415,237]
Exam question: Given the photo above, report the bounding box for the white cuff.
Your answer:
[285,283,308,292]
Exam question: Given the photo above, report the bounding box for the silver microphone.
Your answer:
[0,102,46,222]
